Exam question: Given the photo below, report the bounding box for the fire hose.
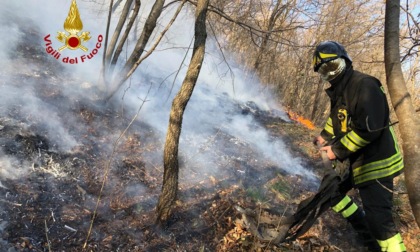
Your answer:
[235,142,348,244]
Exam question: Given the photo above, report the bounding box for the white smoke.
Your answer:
[0,0,316,185]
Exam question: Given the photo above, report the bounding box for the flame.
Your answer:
[64,0,83,34]
[287,111,316,130]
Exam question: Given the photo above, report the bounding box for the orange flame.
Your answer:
[287,111,316,130]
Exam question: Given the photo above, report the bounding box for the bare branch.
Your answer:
[166,35,193,103]
[207,18,236,94]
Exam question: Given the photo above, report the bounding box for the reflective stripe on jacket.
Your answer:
[320,66,404,186]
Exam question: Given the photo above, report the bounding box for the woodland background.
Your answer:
[0,0,419,251]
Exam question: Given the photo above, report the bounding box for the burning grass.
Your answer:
[287,111,316,130]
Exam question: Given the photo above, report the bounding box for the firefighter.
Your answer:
[312,41,406,251]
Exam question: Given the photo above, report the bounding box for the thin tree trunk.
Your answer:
[101,0,114,88]
[109,0,141,71]
[385,0,420,228]
[156,0,209,226]
[106,0,165,100]
[104,0,134,70]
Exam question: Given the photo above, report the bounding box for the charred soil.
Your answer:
[0,20,418,252]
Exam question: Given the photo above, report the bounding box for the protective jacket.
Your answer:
[320,66,404,186]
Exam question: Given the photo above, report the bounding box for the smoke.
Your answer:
[0,0,316,187]
[0,153,26,181]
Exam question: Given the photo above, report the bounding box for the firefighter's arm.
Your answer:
[314,117,334,145]
[332,78,386,160]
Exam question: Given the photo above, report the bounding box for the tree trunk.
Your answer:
[155,0,209,226]
[104,0,134,71]
[106,0,165,100]
[385,0,420,228]
[109,0,141,72]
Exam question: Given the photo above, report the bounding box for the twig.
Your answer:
[264,178,297,251]
[330,245,344,252]
[166,36,194,103]
[76,184,87,201]
[64,225,77,232]
[254,203,265,246]
[207,19,236,96]
[83,85,152,249]
[375,179,393,194]
[185,0,304,35]
[184,126,223,164]
[0,199,22,207]
[216,204,232,221]
[50,209,56,222]
[44,220,52,252]
[0,181,8,189]
[146,161,163,173]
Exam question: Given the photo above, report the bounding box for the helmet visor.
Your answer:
[313,52,339,72]
[317,58,346,81]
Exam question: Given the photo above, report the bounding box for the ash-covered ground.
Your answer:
[0,7,321,252]
[0,33,319,252]
[1,2,418,252]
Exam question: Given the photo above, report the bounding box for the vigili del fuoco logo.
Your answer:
[43,0,103,64]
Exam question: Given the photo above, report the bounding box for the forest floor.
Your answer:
[0,97,418,252]
[0,18,419,252]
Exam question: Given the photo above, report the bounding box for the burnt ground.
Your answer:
[0,16,419,252]
[1,97,418,252]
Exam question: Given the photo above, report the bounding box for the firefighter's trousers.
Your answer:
[330,174,406,252]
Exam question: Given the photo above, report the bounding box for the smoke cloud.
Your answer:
[0,0,316,189]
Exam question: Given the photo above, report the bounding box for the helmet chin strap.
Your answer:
[319,58,346,81]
